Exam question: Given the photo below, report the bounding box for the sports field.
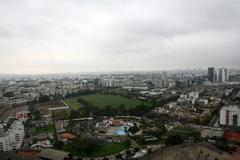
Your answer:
[64,141,130,158]
[64,94,150,110]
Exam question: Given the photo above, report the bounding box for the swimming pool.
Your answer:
[115,126,129,136]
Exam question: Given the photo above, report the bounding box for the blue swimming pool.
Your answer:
[115,126,129,136]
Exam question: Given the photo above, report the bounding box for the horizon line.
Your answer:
[0,67,238,76]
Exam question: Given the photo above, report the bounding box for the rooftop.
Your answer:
[38,149,70,160]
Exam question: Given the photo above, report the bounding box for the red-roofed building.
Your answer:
[224,130,240,142]
[103,118,124,126]
[60,132,77,140]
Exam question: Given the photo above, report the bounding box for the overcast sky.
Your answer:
[0,0,240,74]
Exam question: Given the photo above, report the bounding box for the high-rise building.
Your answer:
[220,106,240,127]
[152,77,163,88]
[215,69,219,82]
[219,68,229,82]
[208,67,215,82]
[208,67,229,83]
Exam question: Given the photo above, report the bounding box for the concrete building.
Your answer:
[152,77,163,88]
[0,124,4,137]
[100,78,113,87]
[215,69,220,82]
[39,149,72,160]
[220,106,240,127]
[208,67,215,82]
[188,92,199,99]
[218,68,229,82]
[208,67,229,83]
[0,120,24,151]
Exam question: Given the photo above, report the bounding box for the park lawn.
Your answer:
[165,126,198,139]
[64,97,82,110]
[91,141,130,157]
[64,94,150,110]
[64,141,130,158]
[36,124,56,134]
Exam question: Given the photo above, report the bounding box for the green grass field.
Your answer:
[91,141,129,157]
[64,94,150,110]
[64,141,130,157]
[64,97,82,110]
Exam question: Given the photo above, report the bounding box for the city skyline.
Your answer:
[0,0,240,74]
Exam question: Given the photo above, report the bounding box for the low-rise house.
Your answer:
[60,132,77,141]
[167,102,177,110]
[198,99,209,106]
[152,107,169,114]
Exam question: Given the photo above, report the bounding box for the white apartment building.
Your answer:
[188,92,199,99]
[220,106,240,127]
[0,120,24,151]
[100,78,113,87]
[218,68,229,82]
[178,91,199,105]
[0,124,4,136]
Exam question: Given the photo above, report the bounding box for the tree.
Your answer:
[143,127,167,139]
[74,137,102,155]
[115,154,123,159]
[125,150,132,157]
[128,124,140,134]
[118,104,126,112]
[215,139,237,152]
[63,154,74,160]
[147,148,152,154]
[54,140,64,150]
[165,134,184,146]
[105,105,113,116]
[190,131,201,141]
[33,110,41,120]
[39,95,50,102]
[70,110,80,119]
[3,91,14,97]
[134,147,140,152]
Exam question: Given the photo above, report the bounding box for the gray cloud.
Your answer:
[0,0,240,73]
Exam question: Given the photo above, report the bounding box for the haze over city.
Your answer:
[2,1,240,160]
[0,0,240,74]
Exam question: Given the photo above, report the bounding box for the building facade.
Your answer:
[208,67,229,83]
[208,67,215,82]
[220,106,240,127]
[0,120,24,151]
[218,68,229,82]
